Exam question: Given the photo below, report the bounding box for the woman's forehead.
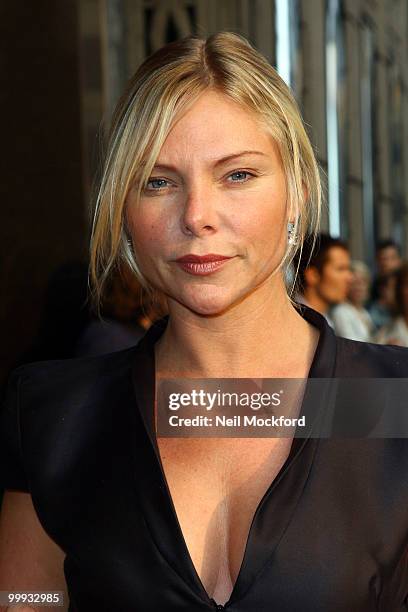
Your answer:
[151,149,273,172]
[155,134,279,172]
[157,90,275,154]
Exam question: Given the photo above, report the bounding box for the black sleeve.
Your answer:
[0,367,29,492]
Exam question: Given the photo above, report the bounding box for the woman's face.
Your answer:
[348,270,369,307]
[125,89,289,316]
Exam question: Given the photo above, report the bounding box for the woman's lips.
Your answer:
[175,256,234,276]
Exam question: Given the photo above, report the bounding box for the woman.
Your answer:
[369,270,398,330]
[331,260,375,341]
[376,262,408,347]
[1,33,408,612]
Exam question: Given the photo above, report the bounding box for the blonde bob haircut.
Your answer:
[89,31,322,313]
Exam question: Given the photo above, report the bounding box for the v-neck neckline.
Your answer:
[129,304,338,609]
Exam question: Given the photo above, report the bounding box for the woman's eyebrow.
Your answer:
[152,150,268,172]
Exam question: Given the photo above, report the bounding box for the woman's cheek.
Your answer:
[239,211,283,248]
[134,228,162,263]
[129,209,163,247]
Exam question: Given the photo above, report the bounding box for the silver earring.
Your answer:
[287,222,297,245]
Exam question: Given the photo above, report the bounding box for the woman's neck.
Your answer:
[155,283,319,379]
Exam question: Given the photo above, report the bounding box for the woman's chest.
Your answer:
[156,437,293,603]
[46,432,408,611]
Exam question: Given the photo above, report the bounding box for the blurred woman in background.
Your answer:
[331,260,374,342]
[368,270,398,331]
[376,262,408,346]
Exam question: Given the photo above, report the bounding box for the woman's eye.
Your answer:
[227,170,254,183]
[145,178,170,190]
[144,171,254,192]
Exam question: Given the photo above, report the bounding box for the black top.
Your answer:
[1,304,408,611]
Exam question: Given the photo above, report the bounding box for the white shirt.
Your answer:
[375,316,408,347]
[331,302,374,342]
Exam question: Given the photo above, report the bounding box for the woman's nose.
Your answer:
[180,184,218,237]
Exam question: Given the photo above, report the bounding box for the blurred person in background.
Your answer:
[368,270,397,331]
[370,239,401,305]
[294,233,353,327]
[75,264,167,357]
[375,239,401,276]
[376,262,408,347]
[331,260,374,342]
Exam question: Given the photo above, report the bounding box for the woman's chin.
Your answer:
[174,286,239,317]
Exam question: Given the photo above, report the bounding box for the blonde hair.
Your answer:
[89,31,322,313]
[351,260,371,282]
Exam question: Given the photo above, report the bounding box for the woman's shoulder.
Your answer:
[4,344,140,397]
[0,346,142,493]
[334,333,408,377]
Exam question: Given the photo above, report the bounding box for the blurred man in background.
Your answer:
[294,233,353,327]
[375,239,401,276]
